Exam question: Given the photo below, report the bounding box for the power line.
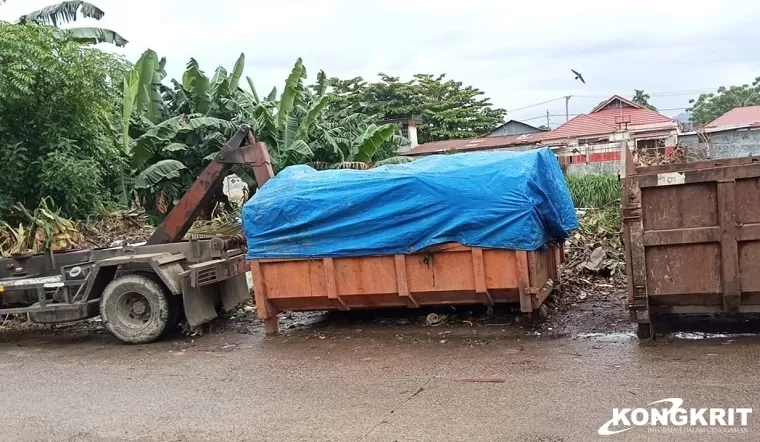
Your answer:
[520,114,551,122]
[509,89,718,113]
[507,96,567,113]
[543,107,691,118]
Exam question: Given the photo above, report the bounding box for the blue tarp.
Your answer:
[243,148,578,259]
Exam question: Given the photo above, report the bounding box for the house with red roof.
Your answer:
[404,95,678,173]
[541,95,677,173]
[679,106,760,159]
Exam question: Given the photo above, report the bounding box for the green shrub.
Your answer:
[566,174,621,209]
[0,23,127,222]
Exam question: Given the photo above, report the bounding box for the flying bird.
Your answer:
[571,69,586,84]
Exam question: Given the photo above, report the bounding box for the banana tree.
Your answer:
[3,1,128,47]
[307,106,412,169]
[239,58,411,172]
[122,51,247,216]
[235,58,327,170]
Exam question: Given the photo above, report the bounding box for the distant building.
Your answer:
[679,106,760,160]
[543,95,677,173]
[404,95,678,175]
[487,120,548,137]
[403,119,547,156]
[402,133,546,156]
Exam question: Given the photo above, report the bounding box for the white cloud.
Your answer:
[2,0,758,124]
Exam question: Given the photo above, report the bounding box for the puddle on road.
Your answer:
[577,332,636,342]
[575,331,760,342]
[669,331,760,340]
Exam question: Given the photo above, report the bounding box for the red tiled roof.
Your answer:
[707,106,760,128]
[591,94,641,113]
[590,107,673,127]
[543,97,674,141]
[541,114,615,141]
[405,95,677,156]
[404,132,546,156]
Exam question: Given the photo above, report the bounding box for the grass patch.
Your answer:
[566,174,621,209]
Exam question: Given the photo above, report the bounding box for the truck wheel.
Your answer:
[135,271,181,337]
[100,273,171,344]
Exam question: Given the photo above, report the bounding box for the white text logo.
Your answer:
[598,398,752,436]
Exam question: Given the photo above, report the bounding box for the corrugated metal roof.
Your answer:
[707,106,760,128]
[404,132,546,156]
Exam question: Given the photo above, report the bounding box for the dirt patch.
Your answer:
[546,272,631,335]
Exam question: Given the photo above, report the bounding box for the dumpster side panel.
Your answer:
[251,243,559,333]
[624,155,760,327]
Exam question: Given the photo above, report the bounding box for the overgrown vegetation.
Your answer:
[566,174,621,209]
[563,173,625,277]
[122,52,412,219]
[0,23,129,223]
[0,22,510,247]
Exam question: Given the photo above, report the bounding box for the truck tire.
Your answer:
[133,271,181,336]
[100,273,171,344]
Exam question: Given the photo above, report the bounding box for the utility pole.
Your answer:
[565,95,572,122]
[546,110,550,129]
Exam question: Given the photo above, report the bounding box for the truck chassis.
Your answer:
[0,126,273,343]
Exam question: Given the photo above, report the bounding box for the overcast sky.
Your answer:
[3,0,759,127]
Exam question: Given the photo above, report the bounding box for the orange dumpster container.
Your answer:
[251,242,562,334]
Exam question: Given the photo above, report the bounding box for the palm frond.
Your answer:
[66,26,128,47]
[353,124,397,163]
[229,53,245,91]
[135,160,187,189]
[18,1,104,26]
[277,58,304,130]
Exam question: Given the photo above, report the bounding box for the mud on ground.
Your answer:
[0,269,631,344]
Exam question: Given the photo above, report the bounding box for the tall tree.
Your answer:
[632,89,657,111]
[688,78,760,125]
[328,73,506,144]
[1,0,127,46]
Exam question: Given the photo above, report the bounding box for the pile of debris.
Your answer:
[0,199,84,256]
[544,207,631,333]
[185,210,242,240]
[635,144,688,167]
[76,209,154,248]
[558,208,626,305]
[564,208,624,276]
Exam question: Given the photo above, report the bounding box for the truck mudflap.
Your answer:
[181,253,250,327]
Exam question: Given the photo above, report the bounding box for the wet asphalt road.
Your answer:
[1,321,760,442]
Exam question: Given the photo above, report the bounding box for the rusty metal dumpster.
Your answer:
[251,243,561,334]
[621,143,760,339]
